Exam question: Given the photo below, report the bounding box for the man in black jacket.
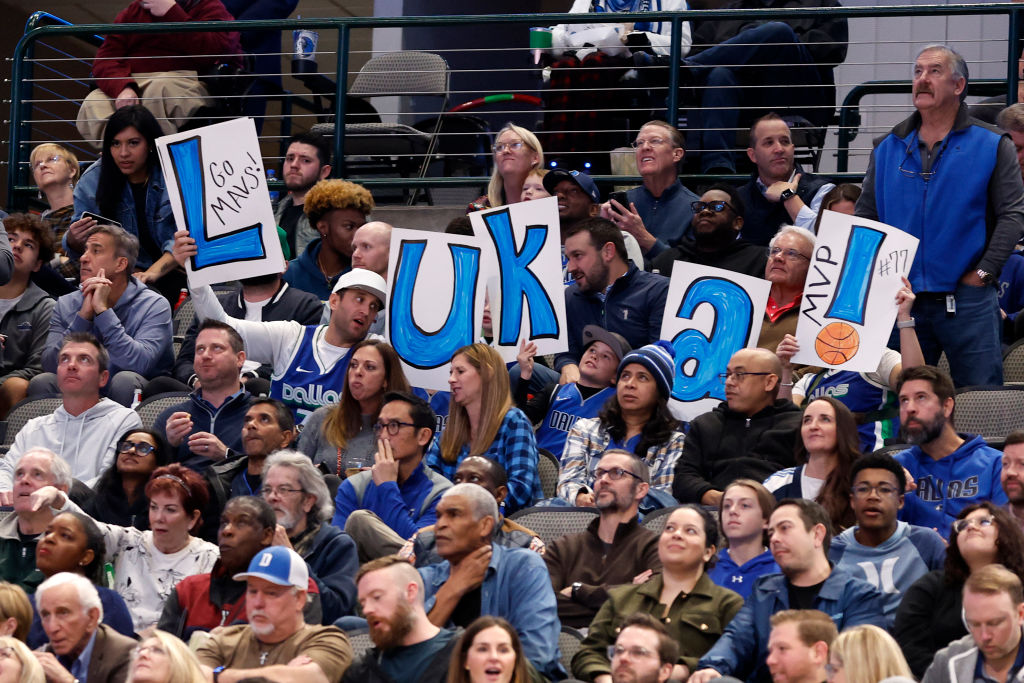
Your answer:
[343,555,459,683]
[673,347,801,505]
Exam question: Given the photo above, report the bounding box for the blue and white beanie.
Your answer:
[616,340,676,398]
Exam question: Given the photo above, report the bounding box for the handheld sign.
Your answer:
[156,117,285,288]
[660,263,770,421]
[791,211,919,372]
[470,196,568,363]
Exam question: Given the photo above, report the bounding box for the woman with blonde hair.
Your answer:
[425,343,541,513]
[0,585,32,643]
[29,142,80,282]
[298,340,411,475]
[0,636,44,683]
[127,630,206,683]
[470,124,544,211]
[827,625,912,683]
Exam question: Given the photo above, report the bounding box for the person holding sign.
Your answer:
[758,224,816,364]
[424,344,541,514]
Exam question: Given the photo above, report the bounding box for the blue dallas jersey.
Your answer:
[801,369,898,452]
[270,325,355,421]
[535,383,616,458]
[413,388,452,435]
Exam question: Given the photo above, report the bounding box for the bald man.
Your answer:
[672,348,802,505]
[351,222,392,279]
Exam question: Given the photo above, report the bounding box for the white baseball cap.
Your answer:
[331,268,387,310]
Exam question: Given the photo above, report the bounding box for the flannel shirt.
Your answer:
[425,407,541,513]
[557,416,684,503]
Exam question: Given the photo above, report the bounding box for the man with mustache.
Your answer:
[1000,430,1024,531]
[856,44,1024,388]
[891,365,1007,538]
[342,556,459,683]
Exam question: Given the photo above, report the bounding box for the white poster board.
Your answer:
[470,196,568,363]
[792,211,919,372]
[660,263,771,421]
[156,117,285,288]
[385,229,486,390]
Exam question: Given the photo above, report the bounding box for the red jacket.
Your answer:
[92,0,241,98]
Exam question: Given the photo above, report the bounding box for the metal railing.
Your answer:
[7,5,1023,208]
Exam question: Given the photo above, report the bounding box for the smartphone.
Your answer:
[609,191,629,209]
[81,211,122,228]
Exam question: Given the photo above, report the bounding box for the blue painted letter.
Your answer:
[825,226,885,325]
[166,137,267,270]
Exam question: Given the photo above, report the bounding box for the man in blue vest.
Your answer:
[856,44,1024,387]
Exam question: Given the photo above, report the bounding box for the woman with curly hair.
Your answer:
[557,341,684,509]
[283,178,374,300]
[764,396,861,531]
[425,343,541,514]
[893,502,1024,678]
[468,124,544,212]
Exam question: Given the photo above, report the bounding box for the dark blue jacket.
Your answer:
[155,389,252,472]
[332,461,451,538]
[556,265,669,370]
[626,180,700,259]
[302,522,359,622]
[283,238,349,301]
[697,565,887,682]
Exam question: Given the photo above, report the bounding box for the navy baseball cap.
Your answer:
[543,169,601,204]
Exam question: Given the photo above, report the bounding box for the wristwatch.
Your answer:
[976,269,994,285]
[571,581,583,599]
[779,188,797,201]
[213,666,226,683]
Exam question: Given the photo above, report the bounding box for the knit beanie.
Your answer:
[616,340,676,398]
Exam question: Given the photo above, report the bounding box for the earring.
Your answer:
[37,190,42,200]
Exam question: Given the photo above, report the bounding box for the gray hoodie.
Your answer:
[923,633,1024,683]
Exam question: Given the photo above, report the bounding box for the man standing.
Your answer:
[923,564,1024,683]
[829,453,946,626]
[0,333,141,493]
[894,366,1007,538]
[673,348,801,506]
[196,546,352,683]
[262,451,359,622]
[33,225,173,404]
[333,391,451,562]
[1000,430,1024,531]
[545,450,660,630]
[342,556,460,683]
[556,218,668,385]
[34,573,136,683]
[764,610,836,683]
[856,45,1024,387]
[690,499,885,683]
[650,185,768,280]
[276,133,333,256]
[736,115,834,247]
[602,121,700,261]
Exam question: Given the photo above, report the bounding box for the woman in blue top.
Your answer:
[68,105,180,301]
[709,478,780,599]
[426,343,540,513]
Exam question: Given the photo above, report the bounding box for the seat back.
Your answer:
[350,51,449,99]
[345,629,374,660]
[173,297,195,337]
[953,386,1024,442]
[537,449,560,499]
[641,505,681,534]
[1005,339,1024,384]
[507,507,599,546]
[559,627,585,676]
[136,392,191,430]
[2,396,63,449]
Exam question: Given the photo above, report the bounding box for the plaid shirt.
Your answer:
[425,407,542,514]
[557,417,684,503]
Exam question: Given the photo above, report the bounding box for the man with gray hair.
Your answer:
[342,555,459,682]
[856,44,1024,387]
[758,224,815,356]
[31,223,174,404]
[34,571,136,683]
[0,448,74,590]
[418,482,564,680]
[262,450,358,622]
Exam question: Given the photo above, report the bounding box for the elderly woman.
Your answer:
[28,143,78,262]
[0,637,44,683]
[127,630,206,683]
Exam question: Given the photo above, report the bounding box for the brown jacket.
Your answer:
[39,623,136,683]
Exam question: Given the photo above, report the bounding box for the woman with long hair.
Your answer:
[827,624,912,683]
[85,428,172,530]
[573,505,744,681]
[0,585,32,643]
[813,183,862,232]
[69,105,180,299]
[709,479,779,599]
[425,343,540,513]
[447,616,531,683]
[127,630,207,683]
[298,340,411,475]
[894,502,1024,678]
[27,511,134,647]
[764,396,860,531]
[0,637,44,683]
[558,342,684,508]
[469,124,544,212]
[31,464,218,632]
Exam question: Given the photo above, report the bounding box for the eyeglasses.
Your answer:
[769,247,810,262]
[373,421,417,435]
[260,485,305,497]
[31,154,62,171]
[594,467,641,482]
[898,135,948,182]
[118,440,156,455]
[691,200,736,214]
[608,645,657,660]
[631,137,670,148]
[953,515,996,533]
[492,141,526,153]
[850,483,901,498]
[132,644,167,658]
[717,371,773,382]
